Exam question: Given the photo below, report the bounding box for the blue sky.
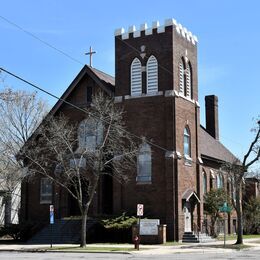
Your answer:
[0,0,259,165]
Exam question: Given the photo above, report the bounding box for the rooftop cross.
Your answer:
[85,46,96,67]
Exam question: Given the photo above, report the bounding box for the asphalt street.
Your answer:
[0,250,260,260]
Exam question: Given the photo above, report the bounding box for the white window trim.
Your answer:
[179,61,184,95]
[185,67,191,99]
[146,55,158,94]
[131,58,142,96]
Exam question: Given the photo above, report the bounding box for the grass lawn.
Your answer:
[217,234,260,241]
[163,241,182,246]
[208,244,251,250]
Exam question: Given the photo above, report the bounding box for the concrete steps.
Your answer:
[198,233,217,243]
[182,232,216,243]
[182,232,199,243]
[28,218,97,244]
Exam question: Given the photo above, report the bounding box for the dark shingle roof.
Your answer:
[89,67,115,87]
[199,126,237,163]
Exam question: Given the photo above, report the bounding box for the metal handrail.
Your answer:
[193,222,200,241]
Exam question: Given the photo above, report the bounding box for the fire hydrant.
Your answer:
[133,235,140,250]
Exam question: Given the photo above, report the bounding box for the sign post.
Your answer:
[50,205,54,248]
[219,202,231,248]
[135,204,144,250]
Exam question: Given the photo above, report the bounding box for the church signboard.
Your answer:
[140,219,160,235]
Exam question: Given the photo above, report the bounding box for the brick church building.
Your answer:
[21,18,238,241]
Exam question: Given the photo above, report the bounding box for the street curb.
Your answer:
[0,248,131,254]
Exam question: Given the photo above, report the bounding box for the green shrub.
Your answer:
[101,212,137,229]
[86,213,137,243]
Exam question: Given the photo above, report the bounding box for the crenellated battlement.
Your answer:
[115,18,198,45]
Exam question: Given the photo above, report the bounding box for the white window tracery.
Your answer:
[147,55,158,93]
[131,58,142,95]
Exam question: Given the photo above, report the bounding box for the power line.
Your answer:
[0,15,244,163]
[0,14,173,80]
[0,67,168,153]
[0,66,241,168]
[0,14,84,66]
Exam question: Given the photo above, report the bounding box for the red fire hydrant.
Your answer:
[133,235,141,250]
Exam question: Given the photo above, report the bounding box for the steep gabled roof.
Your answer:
[49,65,115,116]
[90,67,115,87]
[199,125,237,164]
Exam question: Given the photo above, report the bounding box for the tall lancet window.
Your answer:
[78,118,103,151]
[179,58,193,99]
[131,58,142,96]
[217,174,224,189]
[203,170,207,194]
[186,62,192,99]
[179,58,185,95]
[137,142,152,183]
[184,126,191,157]
[146,55,158,93]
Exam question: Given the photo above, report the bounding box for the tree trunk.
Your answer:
[235,181,243,244]
[4,192,12,227]
[79,175,99,247]
[80,209,88,247]
[210,217,217,238]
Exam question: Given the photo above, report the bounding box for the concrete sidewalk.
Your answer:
[0,238,259,255]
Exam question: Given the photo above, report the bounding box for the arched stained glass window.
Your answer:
[137,142,152,183]
[78,118,103,151]
[184,126,191,157]
[217,174,224,189]
[203,171,207,194]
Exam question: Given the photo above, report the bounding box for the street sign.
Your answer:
[137,204,144,216]
[219,202,232,213]
[50,205,54,224]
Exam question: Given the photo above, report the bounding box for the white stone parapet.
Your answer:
[114,18,198,45]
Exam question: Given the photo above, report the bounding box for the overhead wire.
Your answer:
[0,67,168,154]
[0,66,238,167]
[0,15,244,165]
[0,14,84,66]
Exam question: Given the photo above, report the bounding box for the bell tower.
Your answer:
[113,19,201,242]
[114,19,198,101]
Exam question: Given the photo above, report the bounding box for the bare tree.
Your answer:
[0,87,48,226]
[222,118,260,244]
[23,92,138,247]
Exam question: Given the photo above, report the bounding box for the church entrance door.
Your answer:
[184,202,192,232]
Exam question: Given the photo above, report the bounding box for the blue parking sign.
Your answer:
[50,205,54,224]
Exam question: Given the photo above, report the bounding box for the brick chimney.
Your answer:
[205,95,219,140]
